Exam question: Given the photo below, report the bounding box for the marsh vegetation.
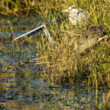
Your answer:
[0,0,110,109]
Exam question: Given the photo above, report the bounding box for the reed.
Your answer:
[0,0,110,88]
[32,0,110,87]
[36,33,110,87]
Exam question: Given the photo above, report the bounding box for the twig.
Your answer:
[12,24,54,45]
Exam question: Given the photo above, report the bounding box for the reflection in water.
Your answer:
[0,76,110,110]
[0,17,110,110]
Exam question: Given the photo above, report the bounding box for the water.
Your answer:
[0,76,109,110]
[0,17,109,110]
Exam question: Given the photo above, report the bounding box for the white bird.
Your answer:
[62,5,87,25]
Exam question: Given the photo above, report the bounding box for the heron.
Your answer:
[69,25,107,53]
[62,5,87,25]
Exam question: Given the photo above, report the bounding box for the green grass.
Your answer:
[0,0,110,88]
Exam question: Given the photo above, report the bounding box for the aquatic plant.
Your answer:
[0,1,110,110]
[0,0,110,88]
[31,0,110,88]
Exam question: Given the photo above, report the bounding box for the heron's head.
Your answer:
[86,26,107,38]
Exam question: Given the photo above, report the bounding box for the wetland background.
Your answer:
[0,0,110,110]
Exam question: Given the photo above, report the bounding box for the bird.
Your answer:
[69,25,107,53]
[62,5,87,25]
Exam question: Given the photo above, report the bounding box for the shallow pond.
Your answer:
[0,17,110,110]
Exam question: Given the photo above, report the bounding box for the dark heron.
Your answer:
[70,25,107,53]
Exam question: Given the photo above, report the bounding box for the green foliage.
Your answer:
[0,0,109,87]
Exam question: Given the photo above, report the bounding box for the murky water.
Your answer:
[0,17,110,110]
